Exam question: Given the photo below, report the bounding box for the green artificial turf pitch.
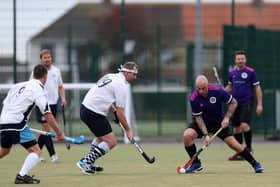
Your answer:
[0,143,279,187]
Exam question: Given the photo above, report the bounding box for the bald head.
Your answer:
[195,75,209,97]
[195,75,208,87]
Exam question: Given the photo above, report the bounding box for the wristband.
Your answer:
[203,133,208,137]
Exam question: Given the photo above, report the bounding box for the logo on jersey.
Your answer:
[209,97,216,104]
[241,72,248,79]
[16,86,26,97]
[97,78,112,87]
[18,86,26,94]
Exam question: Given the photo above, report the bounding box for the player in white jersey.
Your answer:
[76,61,138,175]
[0,64,65,184]
[30,49,67,163]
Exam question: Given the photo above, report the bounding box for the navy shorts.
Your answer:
[80,104,112,137]
[188,121,233,140]
[35,104,57,123]
[1,127,37,149]
[232,104,253,127]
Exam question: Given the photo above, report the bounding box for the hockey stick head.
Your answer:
[56,134,86,144]
[64,135,86,144]
[177,127,223,174]
[147,155,155,164]
[131,139,156,164]
[142,152,155,164]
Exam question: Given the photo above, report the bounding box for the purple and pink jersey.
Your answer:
[189,85,233,125]
[228,66,260,105]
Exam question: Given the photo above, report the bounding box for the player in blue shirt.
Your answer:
[225,50,263,161]
[182,75,263,173]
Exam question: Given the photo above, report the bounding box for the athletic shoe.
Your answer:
[228,153,244,161]
[14,174,40,184]
[253,162,264,173]
[76,159,95,175]
[90,165,104,172]
[51,155,59,163]
[185,160,203,173]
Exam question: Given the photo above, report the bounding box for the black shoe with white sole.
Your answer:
[14,174,40,184]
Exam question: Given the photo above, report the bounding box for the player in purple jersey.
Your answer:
[182,75,263,173]
[225,50,263,161]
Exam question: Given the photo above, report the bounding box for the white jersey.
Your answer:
[82,72,128,116]
[30,65,63,105]
[0,79,51,131]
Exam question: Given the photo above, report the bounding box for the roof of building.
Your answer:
[30,1,280,43]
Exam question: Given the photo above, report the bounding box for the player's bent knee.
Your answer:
[27,144,42,156]
[0,148,11,158]
[183,129,196,139]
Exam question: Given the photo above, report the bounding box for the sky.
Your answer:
[0,0,277,62]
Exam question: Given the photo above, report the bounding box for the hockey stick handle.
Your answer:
[182,127,223,169]
[130,138,155,163]
[198,127,223,151]
[30,128,85,144]
[113,109,155,164]
[212,66,223,86]
[62,106,71,149]
[208,127,223,143]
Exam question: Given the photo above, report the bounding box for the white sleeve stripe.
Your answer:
[253,81,260,86]
[226,95,233,104]
[192,111,202,116]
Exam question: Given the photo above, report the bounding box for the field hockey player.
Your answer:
[182,75,264,174]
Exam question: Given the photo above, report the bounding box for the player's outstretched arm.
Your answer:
[44,112,65,141]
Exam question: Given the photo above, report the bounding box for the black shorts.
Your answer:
[80,104,112,137]
[35,104,58,123]
[232,104,253,127]
[188,121,233,140]
[0,129,37,149]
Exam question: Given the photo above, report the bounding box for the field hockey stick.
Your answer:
[113,109,155,164]
[212,66,223,86]
[30,128,86,145]
[177,127,223,174]
[130,137,155,164]
[62,106,71,150]
[119,123,155,164]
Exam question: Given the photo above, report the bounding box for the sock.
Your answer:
[37,135,45,149]
[91,138,99,146]
[83,141,109,163]
[239,149,256,167]
[244,130,252,150]
[234,133,243,145]
[185,144,199,162]
[98,141,110,153]
[19,153,39,176]
[44,135,55,157]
